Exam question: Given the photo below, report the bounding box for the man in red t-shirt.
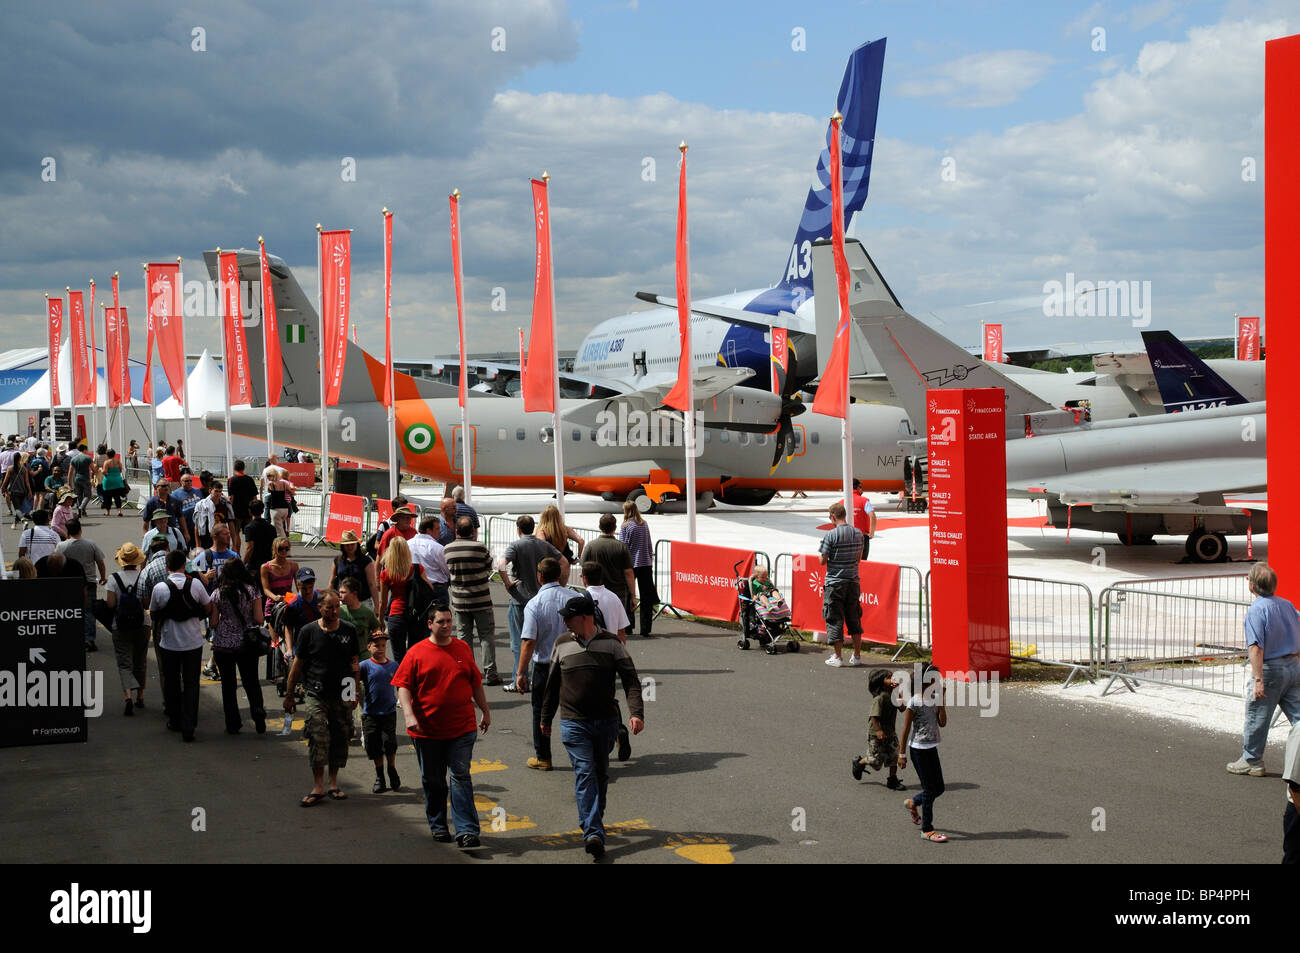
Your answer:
[391,604,491,848]
[161,446,184,483]
[377,506,417,559]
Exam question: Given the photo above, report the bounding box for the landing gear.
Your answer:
[626,488,656,515]
[1117,532,1156,546]
[1185,528,1229,563]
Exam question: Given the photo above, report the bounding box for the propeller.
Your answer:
[768,342,806,473]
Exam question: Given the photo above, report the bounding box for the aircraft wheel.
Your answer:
[627,488,656,515]
[1186,529,1229,563]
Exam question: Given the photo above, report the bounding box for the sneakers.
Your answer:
[388,765,402,791]
[584,837,605,860]
[483,674,503,687]
[847,654,862,667]
[526,757,552,771]
[825,655,843,668]
[1226,758,1266,777]
[617,725,632,762]
[886,777,906,791]
[431,830,454,843]
[373,777,387,794]
[201,664,219,680]
[851,758,866,781]
[457,833,482,850]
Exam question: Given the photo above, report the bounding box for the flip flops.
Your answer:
[921,830,948,843]
[327,788,347,800]
[904,799,921,825]
[300,792,327,807]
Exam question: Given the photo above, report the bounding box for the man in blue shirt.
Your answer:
[515,557,579,770]
[169,473,204,546]
[1228,562,1300,776]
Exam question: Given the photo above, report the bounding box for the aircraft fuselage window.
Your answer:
[572,429,581,442]
[497,428,508,441]
[516,429,526,441]
[809,432,819,445]
[720,431,729,444]
[739,433,750,446]
[540,427,553,444]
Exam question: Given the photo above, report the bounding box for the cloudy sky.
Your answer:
[1,0,1294,362]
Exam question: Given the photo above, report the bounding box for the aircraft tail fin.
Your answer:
[1141,330,1249,412]
[743,37,886,318]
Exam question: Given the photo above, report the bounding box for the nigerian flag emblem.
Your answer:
[403,423,436,454]
[285,324,306,343]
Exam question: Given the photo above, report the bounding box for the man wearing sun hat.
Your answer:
[106,542,150,716]
[377,506,417,560]
[141,508,187,554]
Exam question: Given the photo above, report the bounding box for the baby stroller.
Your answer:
[735,562,799,655]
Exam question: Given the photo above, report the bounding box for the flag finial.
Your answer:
[316,223,322,232]
[216,246,222,255]
[258,236,264,244]
[541,171,550,182]
[679,141,687,152]
[382,206,390,215]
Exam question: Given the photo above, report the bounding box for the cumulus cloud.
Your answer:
[896,50,1056,108]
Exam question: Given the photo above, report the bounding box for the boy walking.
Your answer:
[360,633,402,794]
[852,669,905,790]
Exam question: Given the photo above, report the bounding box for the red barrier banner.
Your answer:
[325,492,366,544]
[375,498,393,523]
[669,541,754,622]
[789,554,900,644]
[282,461,316,486]
[1237,315,1261,360]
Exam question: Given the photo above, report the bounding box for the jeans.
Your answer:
[1241,657,1300,763]
[530,660,552,762]
[560,718,620,843]
[213,647,266,731]
[412,730,479,837]
[386,614,413,663]
[507,602,524,677]
[456,608,498,679]
[111,625,149,693]
[909,745,945,833]
[83,585,98,646]
[160,646,203,736]
[629,565,657,636]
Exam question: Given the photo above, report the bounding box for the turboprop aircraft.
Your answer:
[203,248,917,509]
[833,238,1266,562]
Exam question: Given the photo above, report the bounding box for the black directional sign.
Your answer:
[0,578,90,746]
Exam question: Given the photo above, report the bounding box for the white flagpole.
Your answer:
[680,144,697,543]
[316,226,329,514]
[453,192,473,506]
[260,238,275,460]
[89,279,99,454]
[543,173,564,519]
[177,258,192,461]
[384,210,397,500]
[217,248,234,479]
[66,287,79,448]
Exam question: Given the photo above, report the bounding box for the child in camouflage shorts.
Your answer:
[851,669,905,790]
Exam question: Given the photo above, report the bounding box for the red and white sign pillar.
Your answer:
[926,387,1010,678]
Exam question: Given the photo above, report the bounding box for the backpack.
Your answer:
[161,577,206,623]
[403,566,437,625]
[365,521,390,562]
[112,573,146,629]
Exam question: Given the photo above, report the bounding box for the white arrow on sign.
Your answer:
[29,647,45,664]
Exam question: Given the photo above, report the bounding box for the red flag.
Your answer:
[664,148,693,412]
[1237,316,1261,360]
[105,307,121,408]
[69,290,92,405]
[111,274,126,406]
[381,213,394,410]
[48,297,63,405]
[219,252,253,405]
[812,114,852,420]
[523,178,556,414]
[142,293,155,405]
[770,326,788,395]
[983,323,1003,363]
[146,263,186,400]
[319,229,351,406]
[118,307,131,407]
[87,281,97,404]
[259,241,281,407]
[449,193,468,409]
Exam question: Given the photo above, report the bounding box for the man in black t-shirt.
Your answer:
[227,459,258,544]
[241,500,277,583]
[284,591,359,806]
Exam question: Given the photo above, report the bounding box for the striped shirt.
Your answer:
[19,525,60,562]
[819,524,863,581]
[444,538,493,613]
[618,520,653,568]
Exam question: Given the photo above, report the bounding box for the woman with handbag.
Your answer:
[267,468,295,538]
[99,449,129,517]
[211,558,268,734]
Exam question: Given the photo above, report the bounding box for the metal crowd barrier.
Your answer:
[288,487,327,548]
[1097,575,1252,697]
[1007,575,1096,686]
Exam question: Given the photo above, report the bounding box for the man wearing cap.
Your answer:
[142,478,183,539]
[541,594,645,859]
[106,542,149,715]
[142,508,188,554]
[377,506,417,559]
[281,567,322,661]
[516,557,581,770]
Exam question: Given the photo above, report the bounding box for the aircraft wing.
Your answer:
[632,292,815,335]
[561,366,784,430]
[1012,458,1266,508]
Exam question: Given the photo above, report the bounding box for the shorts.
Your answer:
[866,730,899,770]
[302,695,351,770]
[822,577,863,645]
[362,711,398,759]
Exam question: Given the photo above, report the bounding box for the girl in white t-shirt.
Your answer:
[898,662,948,843]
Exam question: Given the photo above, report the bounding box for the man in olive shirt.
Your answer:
[581,514,636,628]
[284,591,360,805]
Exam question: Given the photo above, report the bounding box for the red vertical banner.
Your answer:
[664,147,693,412]
[1237,316,1261,360]
[1266,34,1300,595]
[104,307,121,408]
[69,290,91,405]
[219,251,253,405]
[142,298,155,405]
[48,297,63,405]
[118,307,131,406]
[770,326,788,395]
[87,281,97,403]
[449,192,468,409]
[927,388,1010,677]
[146,263,185,399]
[983,323,1003,363]
[381,212,394,410]
[318,229,351,406]
[259,240,282,407]
[523,178,556,413]
[811,114,852,419]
